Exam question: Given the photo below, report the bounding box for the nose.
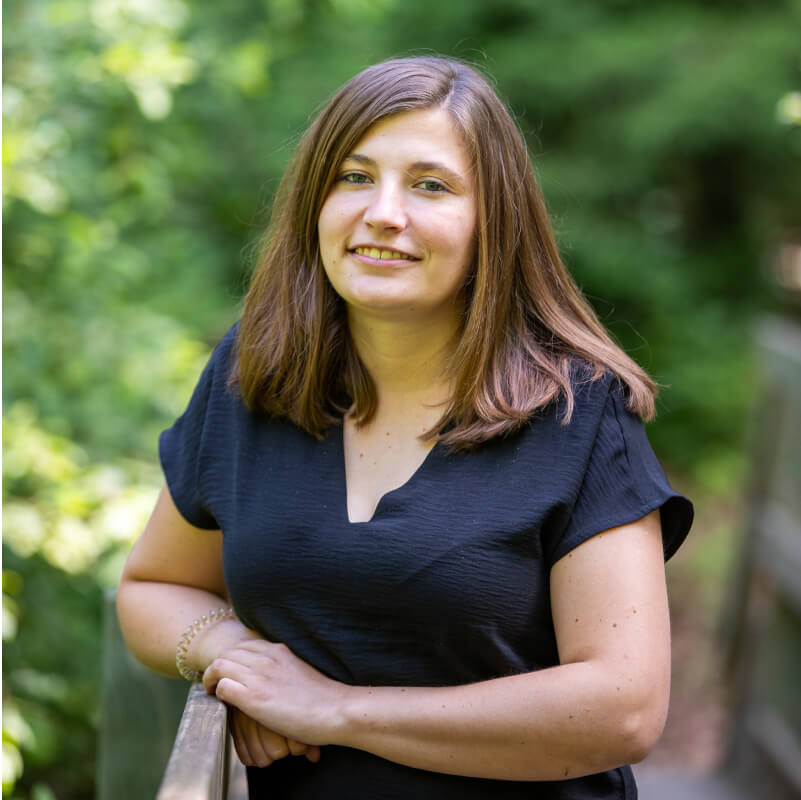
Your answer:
[363,180,407,231]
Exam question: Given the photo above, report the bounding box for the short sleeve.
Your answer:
[158,328,237,529]
[550,381,693,565]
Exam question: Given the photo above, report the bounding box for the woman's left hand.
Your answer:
[203,640,349,746]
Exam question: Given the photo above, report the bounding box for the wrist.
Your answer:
[327,683,367,748]
[188,617,261,675]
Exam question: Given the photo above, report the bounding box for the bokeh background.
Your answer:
[3,0,800,797]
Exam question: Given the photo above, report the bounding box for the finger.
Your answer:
[215,676,250,710]
[258,727,289,762]
[306,745,322,763]
[206,655,254,696]
[206,651,271,686]
[202,661,217,693]
[229,714,257,767]
[234,713,276,768]
[203,659,224,693]
[286,738,308,756]
[203,653,250,692]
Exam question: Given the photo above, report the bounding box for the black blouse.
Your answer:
[160,324,693,800]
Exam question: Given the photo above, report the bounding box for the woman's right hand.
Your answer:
[230,708,321,767]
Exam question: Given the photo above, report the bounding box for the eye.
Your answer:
[416,178,448,193]
[339,171,371,185]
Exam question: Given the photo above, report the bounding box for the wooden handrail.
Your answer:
[721,314,801,799]
[156,683,246,800]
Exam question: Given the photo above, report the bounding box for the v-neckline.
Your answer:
[339,424,439,525]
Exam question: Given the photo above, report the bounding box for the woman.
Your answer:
[117,56,693,799]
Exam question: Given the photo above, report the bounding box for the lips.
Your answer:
[349,246,420,261]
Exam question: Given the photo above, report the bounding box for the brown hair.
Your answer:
[232,55,656,450]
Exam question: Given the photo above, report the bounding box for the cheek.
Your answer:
[318,194,344,234]
[319,192,359,231]
[317,241,349,298]
[319,248,342,291]
[317,206,334,248]
[444,212,477,265]
[318,212,343,270]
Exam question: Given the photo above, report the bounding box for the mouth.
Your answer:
[349,246,420,262]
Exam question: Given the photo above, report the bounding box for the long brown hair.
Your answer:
[232,55,657,450]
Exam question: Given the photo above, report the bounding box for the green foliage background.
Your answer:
[3,0,800,796]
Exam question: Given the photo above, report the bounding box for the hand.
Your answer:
[203,640,349,746]
[229,708,320,767]
[192,617,262,674]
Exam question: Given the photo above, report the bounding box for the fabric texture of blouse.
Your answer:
[160,324,693,800]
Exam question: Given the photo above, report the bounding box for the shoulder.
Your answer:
[208,321,240,374]
[488,367,615,475]
[562,366,653,475]
[189,321,241,403]
[568,361,617,407]
[546,362,620,439]
[508,367,631,484]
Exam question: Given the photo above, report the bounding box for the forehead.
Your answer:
[347,108,472,171]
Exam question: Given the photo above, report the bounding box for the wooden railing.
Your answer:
[721,314,801,799]
[156,684,247,800]
[96,597,245,800]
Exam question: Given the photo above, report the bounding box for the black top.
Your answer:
[160,324,693,800]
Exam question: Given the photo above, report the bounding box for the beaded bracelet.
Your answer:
[175,607,236,681]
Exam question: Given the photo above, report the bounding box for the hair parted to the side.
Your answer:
[231,55,657,450]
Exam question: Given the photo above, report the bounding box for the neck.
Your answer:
[347,308,460,405]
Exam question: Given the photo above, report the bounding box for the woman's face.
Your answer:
[317,107,477,325]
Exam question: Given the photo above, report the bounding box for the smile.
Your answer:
[351,247,418,261]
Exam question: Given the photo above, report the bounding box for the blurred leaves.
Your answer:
[3,0,800,796]
[778,91,801,126]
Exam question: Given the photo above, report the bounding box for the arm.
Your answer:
[204,510,671,780]
[117,485,258,677]
[118,485,321,765]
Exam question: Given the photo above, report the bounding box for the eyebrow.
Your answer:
[344,153,470,191]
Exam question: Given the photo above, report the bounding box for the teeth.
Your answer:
[354,247,414,260]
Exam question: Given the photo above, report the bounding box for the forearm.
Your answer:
[116,579,259,678]
[205,517,671,779]
[333,660,661,781]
